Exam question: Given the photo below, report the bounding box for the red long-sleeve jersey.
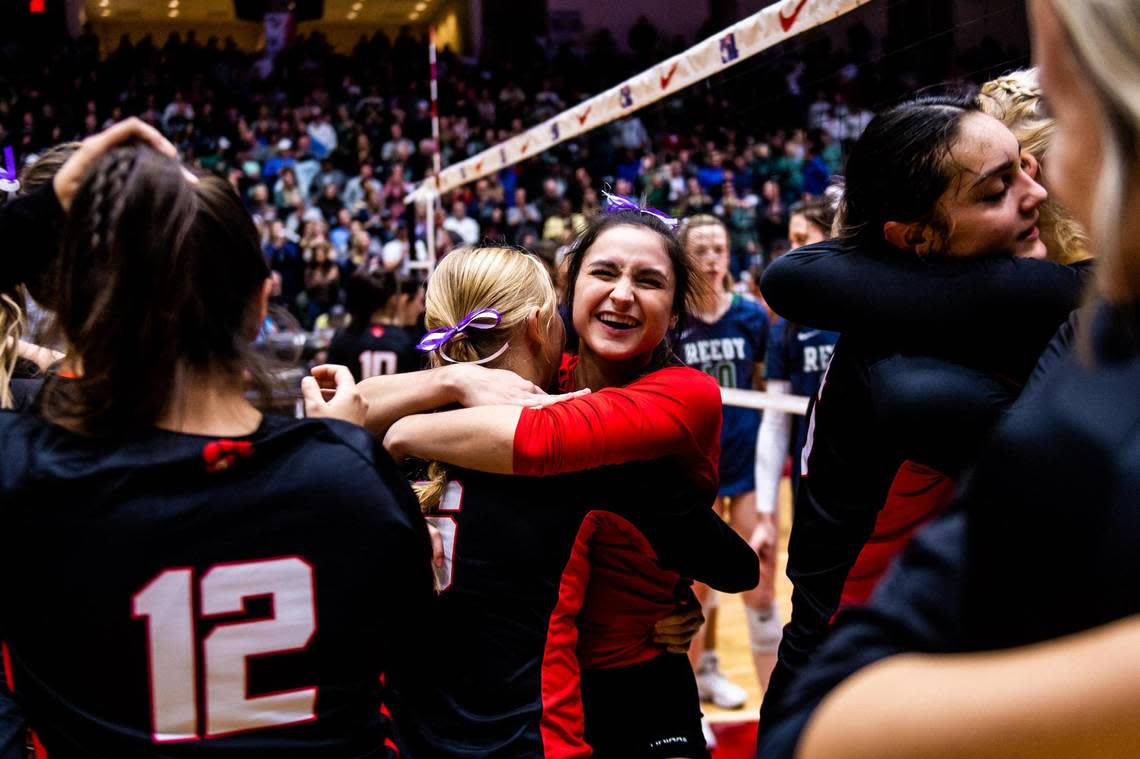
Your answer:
[513,357,723,667]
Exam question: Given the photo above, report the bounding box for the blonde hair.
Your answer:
[415,245,558,510]
[1045,0,1140,301]
[979,69,1092,265]
[0,291,25,409]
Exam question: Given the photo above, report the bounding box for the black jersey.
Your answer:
[327,324,420,380]
[0,184,64,293]
[758,302,1140,757]
[0,412,433,758]
[395,464,758,759]
[759,242,1090,720]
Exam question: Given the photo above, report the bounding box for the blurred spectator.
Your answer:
[381,222,427,274]
[381,123,414,163]
[316,182,345,225]
[265,220,304,306]
[329,208,353,260]
[0,17,1008,338]
[274,166,303,211]
[542,199,586,242]
[344,163,381,210]
[443,200,480,245]
[536,178,563,222]
[302,240,341,328]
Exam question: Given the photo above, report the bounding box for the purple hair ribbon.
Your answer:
[416,306,510,365]
[601,189,679,230]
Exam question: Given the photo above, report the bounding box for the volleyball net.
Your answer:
[410,0,868,414]
[422,0,873,196]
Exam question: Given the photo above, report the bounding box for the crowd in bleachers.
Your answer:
[0,14,1012,329]
[0,20,881,327]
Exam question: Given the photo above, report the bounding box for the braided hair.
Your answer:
[45,146,272,436]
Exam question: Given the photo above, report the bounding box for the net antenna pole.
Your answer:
[407,25,444,276]
[425,25,443,274]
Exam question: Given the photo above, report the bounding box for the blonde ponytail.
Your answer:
[415,246,558,511]
[0,290,26,409]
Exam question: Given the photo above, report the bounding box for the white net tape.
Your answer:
[721,387,810,415]
[416,0,874,197]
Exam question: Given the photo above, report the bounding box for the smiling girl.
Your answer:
[377,208,756,757]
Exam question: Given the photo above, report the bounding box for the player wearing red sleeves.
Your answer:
[513,361,721,494]
[381,205,754,758]
[320,244,754,758]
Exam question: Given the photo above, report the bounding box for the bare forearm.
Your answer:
[357,367,460,437]
[385,406,522,473]
[799,616,1140,759]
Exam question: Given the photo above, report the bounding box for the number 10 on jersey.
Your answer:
[132,557,318,742]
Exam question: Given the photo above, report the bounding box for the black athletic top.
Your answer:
[0,413,433,757]
[757,301,1140,757]
[758,240,1091,720]
[0,184,64,293]
[761,239,1089,378]
[397,463,758,759]
[327,324,420,381]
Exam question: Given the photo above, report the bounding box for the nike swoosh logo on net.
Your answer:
[660,63,678,89]
[779,0,809,32]
[797,330,821,341]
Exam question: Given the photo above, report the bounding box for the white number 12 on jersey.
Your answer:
[132,556,317,742]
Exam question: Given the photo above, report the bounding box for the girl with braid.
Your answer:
[0,143,433,757]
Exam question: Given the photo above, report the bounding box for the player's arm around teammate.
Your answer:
[761,1,1140,755]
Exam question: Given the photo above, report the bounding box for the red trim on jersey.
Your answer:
[2,645,47,758]
[539,513,602,759]
[576,512,678,670]
[834,461,956,617]
[1,641,12,691]
[514,364,721,495]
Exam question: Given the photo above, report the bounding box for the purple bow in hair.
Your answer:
[416,307,503,353]
[601,189,680,230]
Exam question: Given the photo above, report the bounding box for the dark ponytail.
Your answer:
[345,268,399,330]
[46,146,271,436]
[838,93,980,251]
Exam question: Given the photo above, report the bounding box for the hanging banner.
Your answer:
[430,0,873,194]
[264,11,295,60]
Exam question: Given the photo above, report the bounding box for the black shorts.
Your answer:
[581,653,707,759]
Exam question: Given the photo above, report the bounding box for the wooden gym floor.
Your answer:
[703,477,795,722]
